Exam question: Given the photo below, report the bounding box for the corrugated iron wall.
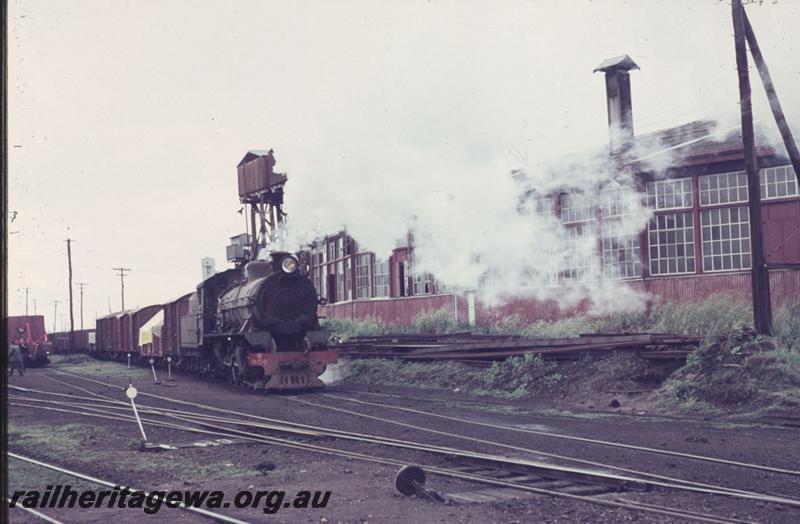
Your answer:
[320,293,468,325]
[321,270,800,327]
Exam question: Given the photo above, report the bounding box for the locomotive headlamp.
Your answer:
[281,256,299,274]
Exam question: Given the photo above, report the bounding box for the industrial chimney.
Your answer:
[594,55,639,155]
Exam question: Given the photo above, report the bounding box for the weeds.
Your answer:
[343,353,564,400]
[773,300,800,352]
[332,294,800,410]
[409,308,466,334]
[483,353,564,398]
[324,295,800,352]
[660,329,800,409]
[323,308,468,340]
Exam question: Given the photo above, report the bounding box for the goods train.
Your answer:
[93,251,337,390]
[50,329,96,353]
[6,315,51,367]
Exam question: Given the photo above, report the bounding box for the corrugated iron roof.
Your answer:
[237,149,274,167]
[630,119,780,168]
[594,54,639,73]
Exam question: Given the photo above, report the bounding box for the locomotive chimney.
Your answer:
[594,54,639,155]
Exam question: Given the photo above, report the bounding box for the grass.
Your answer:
[324,308,469,340]
[7,421,265,484]
[49,354,150,379]
[8,459,97,496]
[343,353,564,400]
[335,295,800,411]
[326,295,800,350]
[658,330,800,410]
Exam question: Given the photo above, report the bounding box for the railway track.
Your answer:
[40,370,800,490]
[9,368,800,522]
[9,391,751,524]
[6,496,65,524]
[315,392,800,477]
[7,452,250,524]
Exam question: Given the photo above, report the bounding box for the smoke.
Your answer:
[320,362,346,385]
[272,65,799,318]
[274,106,677,314]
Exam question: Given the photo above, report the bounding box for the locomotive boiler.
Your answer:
[210,251,335,390]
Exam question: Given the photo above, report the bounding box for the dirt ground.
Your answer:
[5,358,800,523]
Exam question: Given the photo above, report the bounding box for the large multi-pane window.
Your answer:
[602,232,642,278]
[534,196,555,220]
[317,266,327,299]
[560,224,597,281]
[413,272,433,295]
[699,172,748,206]
[344,257,353,301]
[646,178,693,210]
[760,165,798,200]
[373,259,390,297]
[335,261,345,302]
[355,254,372,299]
[312,259,322,296]
[700,207,751,272]
[647,212,695,275]
[560,193,595,224]
[601,187,640,218]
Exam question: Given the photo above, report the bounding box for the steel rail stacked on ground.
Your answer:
[333,333,703,361]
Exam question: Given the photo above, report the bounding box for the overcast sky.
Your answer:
[7,0,800,327]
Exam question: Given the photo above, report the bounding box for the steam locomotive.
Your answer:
[94,149,336,390]
[94,250,336,390]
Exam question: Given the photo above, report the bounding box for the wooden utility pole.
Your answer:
[113,267,131,310]
[741,10,800,184]
[52,300,60,333]
[732,0,772,335]
[77,282,88,330]
[66,239,75,353]
[24,287,29,315]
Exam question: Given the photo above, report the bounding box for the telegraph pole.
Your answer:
[52,300,60,333]
[77,282,88,330]
[742,10,800,182]
[732,0,772,335]
[24,288,29,315]
[66,239,76,353]
[113,267,131,310]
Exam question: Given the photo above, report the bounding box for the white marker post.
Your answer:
[126,384,148,443]
[149,358,160,384]
[127,353,131,369]
[166,356,174,381]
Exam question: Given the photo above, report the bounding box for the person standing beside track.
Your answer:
[8,341,25,376]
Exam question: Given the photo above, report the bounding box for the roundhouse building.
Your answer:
[311,56,800,326]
